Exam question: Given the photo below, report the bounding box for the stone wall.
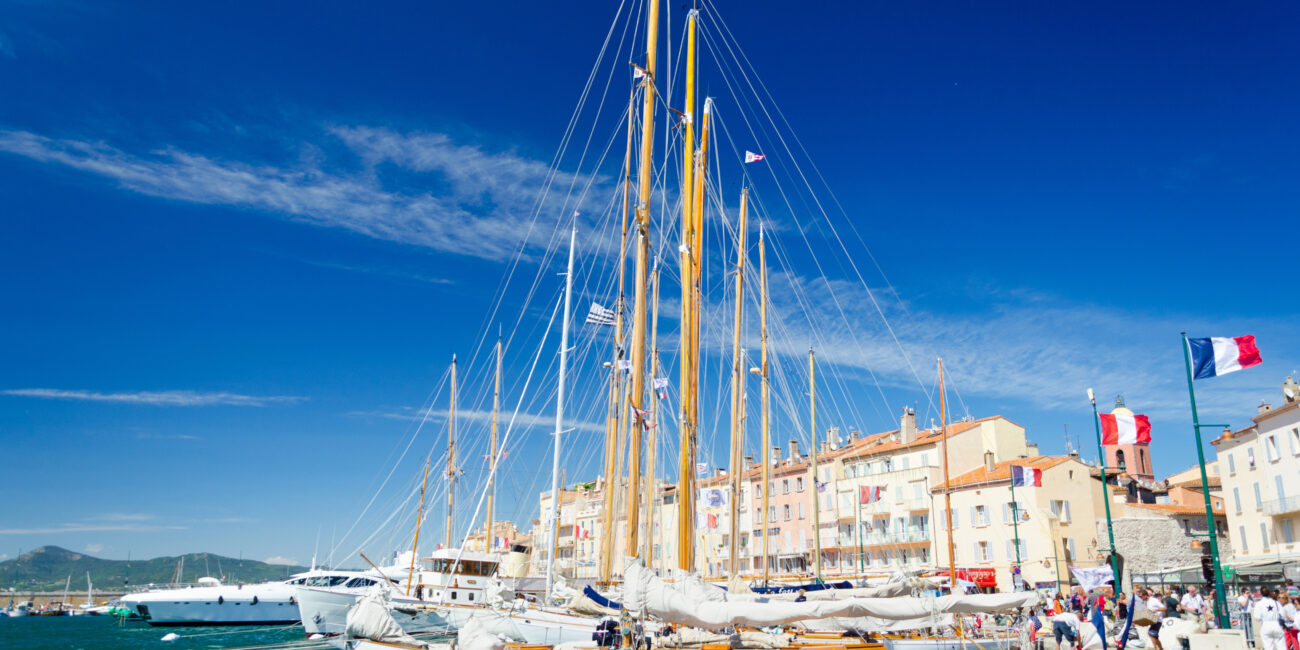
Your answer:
[1102,517,1233,586]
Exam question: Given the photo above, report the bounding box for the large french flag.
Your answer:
[1099,412,1152,445]
[1011,465,1042,488]
[1189,335,1262,380]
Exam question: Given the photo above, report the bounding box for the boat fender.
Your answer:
[289,596,295,605]
[251,596,258,605]
[217,596,224,605]
[160,633,180,642]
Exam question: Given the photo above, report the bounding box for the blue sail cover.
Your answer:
[749,580,852,594]
[584,585,623,610]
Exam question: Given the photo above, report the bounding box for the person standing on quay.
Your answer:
[1254,587,1285,650]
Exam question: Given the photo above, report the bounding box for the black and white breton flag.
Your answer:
[585,302,617,326]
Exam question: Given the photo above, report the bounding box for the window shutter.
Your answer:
[972,542,978,560]
[970,507,976,526]
[1002,504,1009,524]
[1063,501,1072,522]
[953,508,959,528]
[1005,540,1011,560]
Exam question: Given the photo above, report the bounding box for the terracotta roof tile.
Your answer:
[1125,502,1225,516]
[932,455,1074,491]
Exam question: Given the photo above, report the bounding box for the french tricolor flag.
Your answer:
[1010,465,1041,488]
[1189,335,1262,380]
[1100,412,1152,445]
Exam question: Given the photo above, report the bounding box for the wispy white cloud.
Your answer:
[90,513,154,522]
[84,543,104,554]
[263,555,298,566]
[1,388,305,407]
[350,405,605,434]
[135,432,202,440]
[0,524,186,535]
[193,517,256,524]
[0,126,610,262]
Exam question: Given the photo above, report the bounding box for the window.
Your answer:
[1291,428,1300,456]
[921,453,930,466]
[1239,526,1249,553]
[797,477,805,492]
[1266,435,1280,462]
[976,541,991,561]
[1116,449,1126,469]
[1065,538,1076,559]
[756,484,762,497]
[1254,482,1263,509]
[1233,488,1242,513]
[902,457,910,470]
[1227,453,1236,474]
[1138,448,1146,473]
[798,503,805,519]
[953,508,960,528]
[973,505,989,527]
[1050,500,1072,523]
[782,479,790,494]
[1282,520,1295,545]
[913,483,924,501]
[768,506,776,521]
[1260,522,1271,550]
[1248,448,1256,468]
[783,505,791,521]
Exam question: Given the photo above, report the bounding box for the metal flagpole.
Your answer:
[856,492,865,576]
[1180,332,1231,629]
[1088,388,1123,595]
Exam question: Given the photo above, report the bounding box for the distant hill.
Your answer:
[0,546,309,591]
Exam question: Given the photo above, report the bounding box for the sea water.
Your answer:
[0,616,317,650]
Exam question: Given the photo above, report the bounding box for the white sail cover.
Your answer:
[345,588,434,649]
[622,559,1037,630]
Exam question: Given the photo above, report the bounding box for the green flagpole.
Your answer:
[1180,332,1230,629]
[1009,470,1023,590]
[1089,389,1123,595]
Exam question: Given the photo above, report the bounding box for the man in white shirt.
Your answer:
[1052,610,1083,650]
[1182,585,1207,619]
[1145,588,1168,650]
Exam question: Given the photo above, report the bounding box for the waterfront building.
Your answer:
[1212,376,1300,567]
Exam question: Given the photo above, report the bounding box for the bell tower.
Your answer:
[1104,396,1154,482]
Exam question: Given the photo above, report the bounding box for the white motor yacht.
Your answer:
[122,568,397,627]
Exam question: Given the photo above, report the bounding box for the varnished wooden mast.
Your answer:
[624,0,660,564]
[676,8,699,572]
[727,189,748,577]
[485,337,501,552]
[940,356,960,633]
[599,361,619,582]
[407,455,430,594]
[445,355,457,550]
[642,262,661,563]
[809,348,822,580]
[759,226,771,584]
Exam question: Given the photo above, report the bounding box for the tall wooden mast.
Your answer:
[624,0,660,563]
[445,355,457,550]
[727,189,748,577]
[642,262,661,563]
[676,8,699,572]
[939,356,960,632]
[599,361,619,582]
[808,348,822,580]
[407,455,430,593]
[485,337,501,552]
[758,226,771,584]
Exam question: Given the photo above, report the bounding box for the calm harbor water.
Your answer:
[0,616,318,650]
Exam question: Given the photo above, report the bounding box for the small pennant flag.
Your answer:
[653,377,669,399]
[860,485,883,504]
[1010,464,1042,488]
[1099,412,1152,445]
[585,302,617,326]
[633,65,646,80]
[1188,335,1262,379]
[744,151,766,163]
[617,359,632,371]
[816,481,829,493]
[695,462,710,478]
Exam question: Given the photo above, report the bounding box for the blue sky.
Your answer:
[1,0,1297,568]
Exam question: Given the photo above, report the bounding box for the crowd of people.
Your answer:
[1029,580,1300,650]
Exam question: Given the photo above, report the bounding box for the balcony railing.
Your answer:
[1262,495,1300,516]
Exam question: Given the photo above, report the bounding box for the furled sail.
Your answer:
[622,559,1037,630]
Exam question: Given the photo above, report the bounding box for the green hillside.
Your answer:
[0,546,309,591]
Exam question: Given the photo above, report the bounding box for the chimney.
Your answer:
[1026,443,1039,458]
[983,451,996,473]
[849,429,861,443]
[1283,376,1300,404]
[744,455,754,470]
[1259,400,1272,416]
[827,426,841,451]
[900,407,917,443]
[772,446,782,465]
[789,439,800,461]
